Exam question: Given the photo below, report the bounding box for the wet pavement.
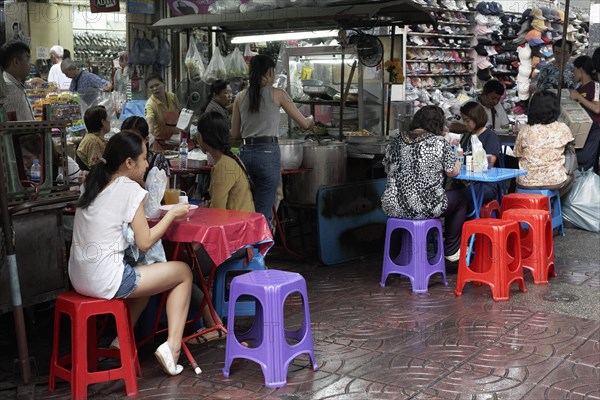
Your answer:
[0,227,598,399]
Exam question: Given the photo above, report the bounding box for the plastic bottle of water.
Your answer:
[179,138,188,169]
[30,159,41,183]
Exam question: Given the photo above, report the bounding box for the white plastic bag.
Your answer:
[562,169,600,232]
[144,167,168,219]
[185,37,205,83]
[203,47,227,83]
[470,135,487,172]
[225,47,248,79]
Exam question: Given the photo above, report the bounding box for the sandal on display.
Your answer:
[154,342,184,376]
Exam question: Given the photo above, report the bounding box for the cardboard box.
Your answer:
[560,100,593,149]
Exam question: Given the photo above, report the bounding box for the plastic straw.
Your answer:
[173,174,177,190]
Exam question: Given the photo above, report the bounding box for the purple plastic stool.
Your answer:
[222,270,318,388]
[380,218,448,293]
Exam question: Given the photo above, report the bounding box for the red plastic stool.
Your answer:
[48,291,141,400]
[454,219,526,301]
[501,193,550,214]
[480,200,501,218]
[502,209,556,284]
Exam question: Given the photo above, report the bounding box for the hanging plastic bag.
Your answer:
[203,47,227,83]
[157,35,172,66]
[135,34,157,65]
[225,47,248,79]
[273,43,287,88]
[226,47,248,78]
[562,169,600,232]
[470,135,487,172]
[185,36,205,83]
[144,166,168,219]
[243,43,257,62]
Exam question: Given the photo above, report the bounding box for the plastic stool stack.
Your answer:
[380,218,447,293]
[49,291,141,399]
[212,250,266,319]
[222,269,318,388]
[454,219,526,301]
[480,200,501,218]
[502,209,556,284]
[513,189,564,236]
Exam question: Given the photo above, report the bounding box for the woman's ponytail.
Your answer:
[77,132,144,209]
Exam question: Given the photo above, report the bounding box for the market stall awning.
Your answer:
[152,0,434,33]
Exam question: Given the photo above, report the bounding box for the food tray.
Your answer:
[344,135,379,144]
[302,80,339,100]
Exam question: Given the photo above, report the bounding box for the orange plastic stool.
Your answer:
[480,200,501,218]
[49,291,141,400]
[454,219,526,301]
[501,193,550,214]
[502,209,556,284]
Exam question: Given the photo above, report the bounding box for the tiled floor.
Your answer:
[0,228,599,399]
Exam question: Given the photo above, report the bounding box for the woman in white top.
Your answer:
[69,131,192,376]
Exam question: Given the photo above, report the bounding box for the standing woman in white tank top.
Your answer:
[231,54,315,223]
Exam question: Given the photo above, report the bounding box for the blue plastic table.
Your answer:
[453,167,527,262]
[454,167,527,219]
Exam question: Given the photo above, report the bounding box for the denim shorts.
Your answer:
[113,261,140,299]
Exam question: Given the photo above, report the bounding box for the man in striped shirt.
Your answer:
[0,40,34,121]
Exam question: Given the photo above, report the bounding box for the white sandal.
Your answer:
[154,342,184,376]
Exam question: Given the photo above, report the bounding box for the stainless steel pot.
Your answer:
[279,139,304,170]
[287,141,347,204]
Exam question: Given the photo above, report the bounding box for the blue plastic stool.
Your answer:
[515,188,565,236]
[212,249,266,320]
[380,218,448,293]
[222,270,318,388]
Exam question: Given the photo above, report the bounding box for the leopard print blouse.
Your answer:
[381,130,457,219]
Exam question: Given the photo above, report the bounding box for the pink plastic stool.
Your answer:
[380,218,447,293]
[222,270,318,388]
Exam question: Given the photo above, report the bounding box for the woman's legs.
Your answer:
[240,143,281,222]
[129,261,192,362]
[442,189,467,255]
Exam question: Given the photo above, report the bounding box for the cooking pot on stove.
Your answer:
[287,141,347,204]
[279,139,304,170]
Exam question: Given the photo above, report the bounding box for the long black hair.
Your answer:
[77,132,144,209]
[248,55,275,114]
[527,91,559,125]
[197,111,254,192]
[573,55,597,81]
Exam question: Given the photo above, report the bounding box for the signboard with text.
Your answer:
[90,0,120,13]
[128,0,155,14]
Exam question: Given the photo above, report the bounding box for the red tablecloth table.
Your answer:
[144,207,273,373]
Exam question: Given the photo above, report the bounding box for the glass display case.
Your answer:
[283,45,384,138]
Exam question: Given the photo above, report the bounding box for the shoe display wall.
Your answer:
[406,0,476,93]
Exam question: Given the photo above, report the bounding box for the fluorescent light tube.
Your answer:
[231,30,338,44]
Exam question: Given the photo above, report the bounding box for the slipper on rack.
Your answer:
[188,329,226,345]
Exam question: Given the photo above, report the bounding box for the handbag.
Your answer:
[564,141,578,174]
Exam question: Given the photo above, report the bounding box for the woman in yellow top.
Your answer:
[144,73,181,151]
[77,105,109,171]
[187,111,254,345]
[197,111,254,212]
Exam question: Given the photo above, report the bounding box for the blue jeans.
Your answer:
[240,142,280,222]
